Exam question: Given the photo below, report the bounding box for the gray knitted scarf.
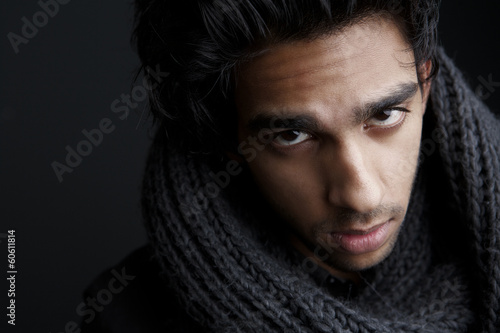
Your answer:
[141,48,500,332]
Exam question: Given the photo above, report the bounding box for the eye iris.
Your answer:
[280,130,300,141]
[374,110,392,121]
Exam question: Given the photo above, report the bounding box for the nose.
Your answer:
[325,139,384,214]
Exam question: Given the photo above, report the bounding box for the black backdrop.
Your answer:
[1,1,499,332]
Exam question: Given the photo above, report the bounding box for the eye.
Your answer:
[365,109,408,128]
[273,130,312,146]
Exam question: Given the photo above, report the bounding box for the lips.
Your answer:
[328,220,392,255]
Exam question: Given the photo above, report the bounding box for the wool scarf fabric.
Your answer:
[141,48,500,332]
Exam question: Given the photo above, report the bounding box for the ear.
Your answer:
[419,59,433,114]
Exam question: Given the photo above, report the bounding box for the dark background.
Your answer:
[1,1,499,332]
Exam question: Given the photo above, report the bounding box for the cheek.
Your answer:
[247,155,325,229]
[378,114,423,194]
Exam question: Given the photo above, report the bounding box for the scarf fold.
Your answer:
[141,48,500,332]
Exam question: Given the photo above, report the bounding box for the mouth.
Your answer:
[327,220,393,255]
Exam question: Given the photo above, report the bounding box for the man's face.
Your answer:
[234,16,430,274]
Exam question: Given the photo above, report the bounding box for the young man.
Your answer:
[82,1,500,332]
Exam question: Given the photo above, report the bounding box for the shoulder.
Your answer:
[80,245,203,332]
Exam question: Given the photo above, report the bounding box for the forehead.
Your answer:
[235,16,417,121]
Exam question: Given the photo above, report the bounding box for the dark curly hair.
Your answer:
[133,0,440,155]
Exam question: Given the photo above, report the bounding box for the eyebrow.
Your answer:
[247,114,320,133]
[246,82,419,133]
[353,82,419,124]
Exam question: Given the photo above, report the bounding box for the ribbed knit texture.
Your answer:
[141,48,500,332]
